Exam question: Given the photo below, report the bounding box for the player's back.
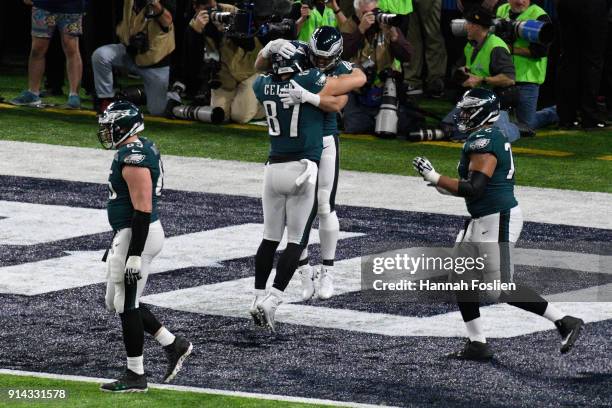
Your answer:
[458,127,518,218]
[107,137,162,231]
[253,69,327,162]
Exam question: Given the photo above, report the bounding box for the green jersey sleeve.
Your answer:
[293,69,327,94]
[117,139,159,169]
[463,128,503,157]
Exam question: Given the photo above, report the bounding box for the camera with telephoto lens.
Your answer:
[450,18,554,45]
[210,0,294,39]
[372,8,403,27]
[127,32,149,56]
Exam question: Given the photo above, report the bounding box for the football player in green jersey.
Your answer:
[255,29,366,302]
[97,102,192,392]
[250,42,364,332]
[412,89,584,360]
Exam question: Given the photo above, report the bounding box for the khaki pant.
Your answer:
[404,0,447,87]
[211,73,264,124]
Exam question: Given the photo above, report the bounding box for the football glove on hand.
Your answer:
[261,39,297,59]
[124,255,142,285]
[279,80,321,107]
[413,157,441,185]
[295,159,318,186]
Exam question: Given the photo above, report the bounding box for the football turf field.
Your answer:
[1,71,611,408]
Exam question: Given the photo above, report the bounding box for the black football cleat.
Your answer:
[555,316,584,354]
[162,335,193,383]
[100,369,148,393]
[448,340,493,361]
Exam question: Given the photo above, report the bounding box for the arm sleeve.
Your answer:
[527,14,552,59]
[457,171,490,200]
[489,47,515,80]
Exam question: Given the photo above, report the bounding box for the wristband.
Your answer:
[303,91,321,107]
[334,8,341,14]
[426,171,441,185]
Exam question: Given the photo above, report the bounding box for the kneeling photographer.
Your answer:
[171,0,295,124]
[444,7,520,142]
[92,0,175,116]
[340,0,413,137]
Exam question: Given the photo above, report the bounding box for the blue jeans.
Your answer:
[92,43,169,116]
[443,107,520,143]
[516,83,559,129]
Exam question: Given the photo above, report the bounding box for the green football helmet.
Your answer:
[97,101,145,150]
[309,26,343,72]
[454,88,500,133]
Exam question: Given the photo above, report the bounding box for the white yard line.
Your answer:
[0,141,610,229]
[0,369,397,408]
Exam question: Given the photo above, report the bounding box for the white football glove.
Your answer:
[261,39,297,59]
[295,159,318,186]
[279,80,321,107]
[124,255,142,285]
[412,157,441,185]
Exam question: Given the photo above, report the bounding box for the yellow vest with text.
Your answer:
[496,3,548,84]
[116,0,175,67]
[464,34,510,87]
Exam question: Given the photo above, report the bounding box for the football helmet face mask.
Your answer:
[454,88,500,133]
[97,101,145,150]
[309,26,343,72]
[271,41,310,76]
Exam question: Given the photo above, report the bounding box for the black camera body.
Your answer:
[127,31,150,56]
[210,0,294,39]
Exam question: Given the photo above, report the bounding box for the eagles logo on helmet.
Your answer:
[97,101,145,150]
[453,88,500,133]
[309,26,343,72]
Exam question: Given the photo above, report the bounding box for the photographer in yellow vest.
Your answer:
[496,0,557,130]
[442,6,520,142]
[294,0,347,42]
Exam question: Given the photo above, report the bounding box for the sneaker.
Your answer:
[257,291,283,333]
[405,84,423,96]
[582,121,611,131]
[448,340,493,361]
[317,266,334,300]
[100,369,148,393]
[298,265,316,300]
[555,315,584,354]
[249,295,265,327]
[66,94,81,109]
[10,90,42,107]
[162,335,193,383]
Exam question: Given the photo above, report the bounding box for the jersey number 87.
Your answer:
[263,101,301,138]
